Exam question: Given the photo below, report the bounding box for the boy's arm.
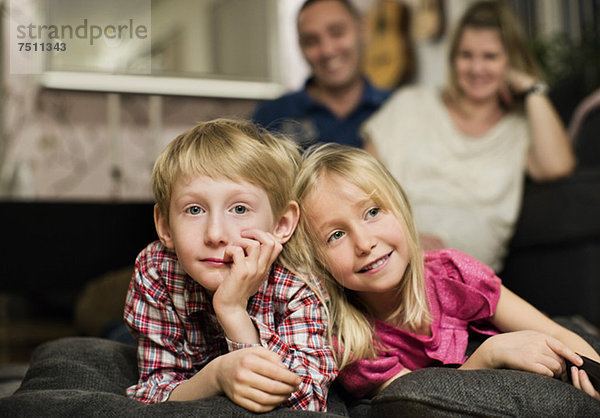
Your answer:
[126,261,301,410]
[124,273,192,402]
[124,245,215,403]
[245,270,338,411]
[169,345,301,412]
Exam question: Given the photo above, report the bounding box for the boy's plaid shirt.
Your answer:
[124,241,337,411]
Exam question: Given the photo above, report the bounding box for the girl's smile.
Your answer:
[358,251,393,274]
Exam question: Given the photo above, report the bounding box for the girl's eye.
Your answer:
[366,207,380,219]
[327,230,345,243]
[233,205,247,215]
[187,205,203,215]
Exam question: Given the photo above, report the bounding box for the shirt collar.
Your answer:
[300,76,389,110]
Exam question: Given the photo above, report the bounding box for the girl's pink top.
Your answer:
[338,249,502,398]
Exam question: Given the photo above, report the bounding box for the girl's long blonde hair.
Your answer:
[294,144,430,368]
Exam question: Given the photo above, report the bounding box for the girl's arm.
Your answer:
[460,286,599,399]
[490,286,599,362]
[375,368,412,395]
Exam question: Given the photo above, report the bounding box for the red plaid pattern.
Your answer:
[124,241,337,411]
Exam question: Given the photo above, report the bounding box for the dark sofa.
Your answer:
[1,320,599,417]
[500,92,600,327]
[501,169,600,325]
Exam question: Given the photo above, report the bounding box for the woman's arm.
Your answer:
[506,69,576,181]
[525,93,576,180]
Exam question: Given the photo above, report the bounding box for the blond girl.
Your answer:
[294,143,599,400]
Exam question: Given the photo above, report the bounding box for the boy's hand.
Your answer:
[215,346,301,413]
[212,229,282,343]
[218,229,282,306]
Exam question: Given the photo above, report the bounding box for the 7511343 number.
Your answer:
[18,42,67,52]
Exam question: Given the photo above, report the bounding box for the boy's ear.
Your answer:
[154,204,175,249]
[273,201,300,244]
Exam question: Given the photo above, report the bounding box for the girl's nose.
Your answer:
[354,230,375,256]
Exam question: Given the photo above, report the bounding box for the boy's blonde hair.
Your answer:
[294,144,430,368]
[152,118,304,272]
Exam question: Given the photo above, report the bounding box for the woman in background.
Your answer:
[362,0,575,272]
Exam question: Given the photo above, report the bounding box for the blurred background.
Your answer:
[1,0,599,364]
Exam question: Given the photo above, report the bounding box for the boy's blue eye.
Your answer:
[188,205,202,215]
[233,205,247,214]
[327,230,344,243]
[366,207,380,219]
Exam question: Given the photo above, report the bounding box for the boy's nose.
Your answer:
[204,214,229,246]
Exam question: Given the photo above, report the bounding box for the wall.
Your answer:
[1,86,257,200]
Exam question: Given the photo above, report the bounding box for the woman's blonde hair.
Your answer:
[152,118,306,274]
[446,0,542,108]
[294,143,430,368]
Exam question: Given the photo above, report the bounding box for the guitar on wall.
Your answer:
[410,0,445,42]
[362,0,414,90]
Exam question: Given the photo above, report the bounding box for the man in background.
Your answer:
[253,0,390,149]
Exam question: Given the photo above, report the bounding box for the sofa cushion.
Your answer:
[0,337,345,417]
[373,367,600,417]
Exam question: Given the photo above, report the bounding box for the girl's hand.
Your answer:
[571,366,600,400]
[476,330,582,379]
[376,367,412,395]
